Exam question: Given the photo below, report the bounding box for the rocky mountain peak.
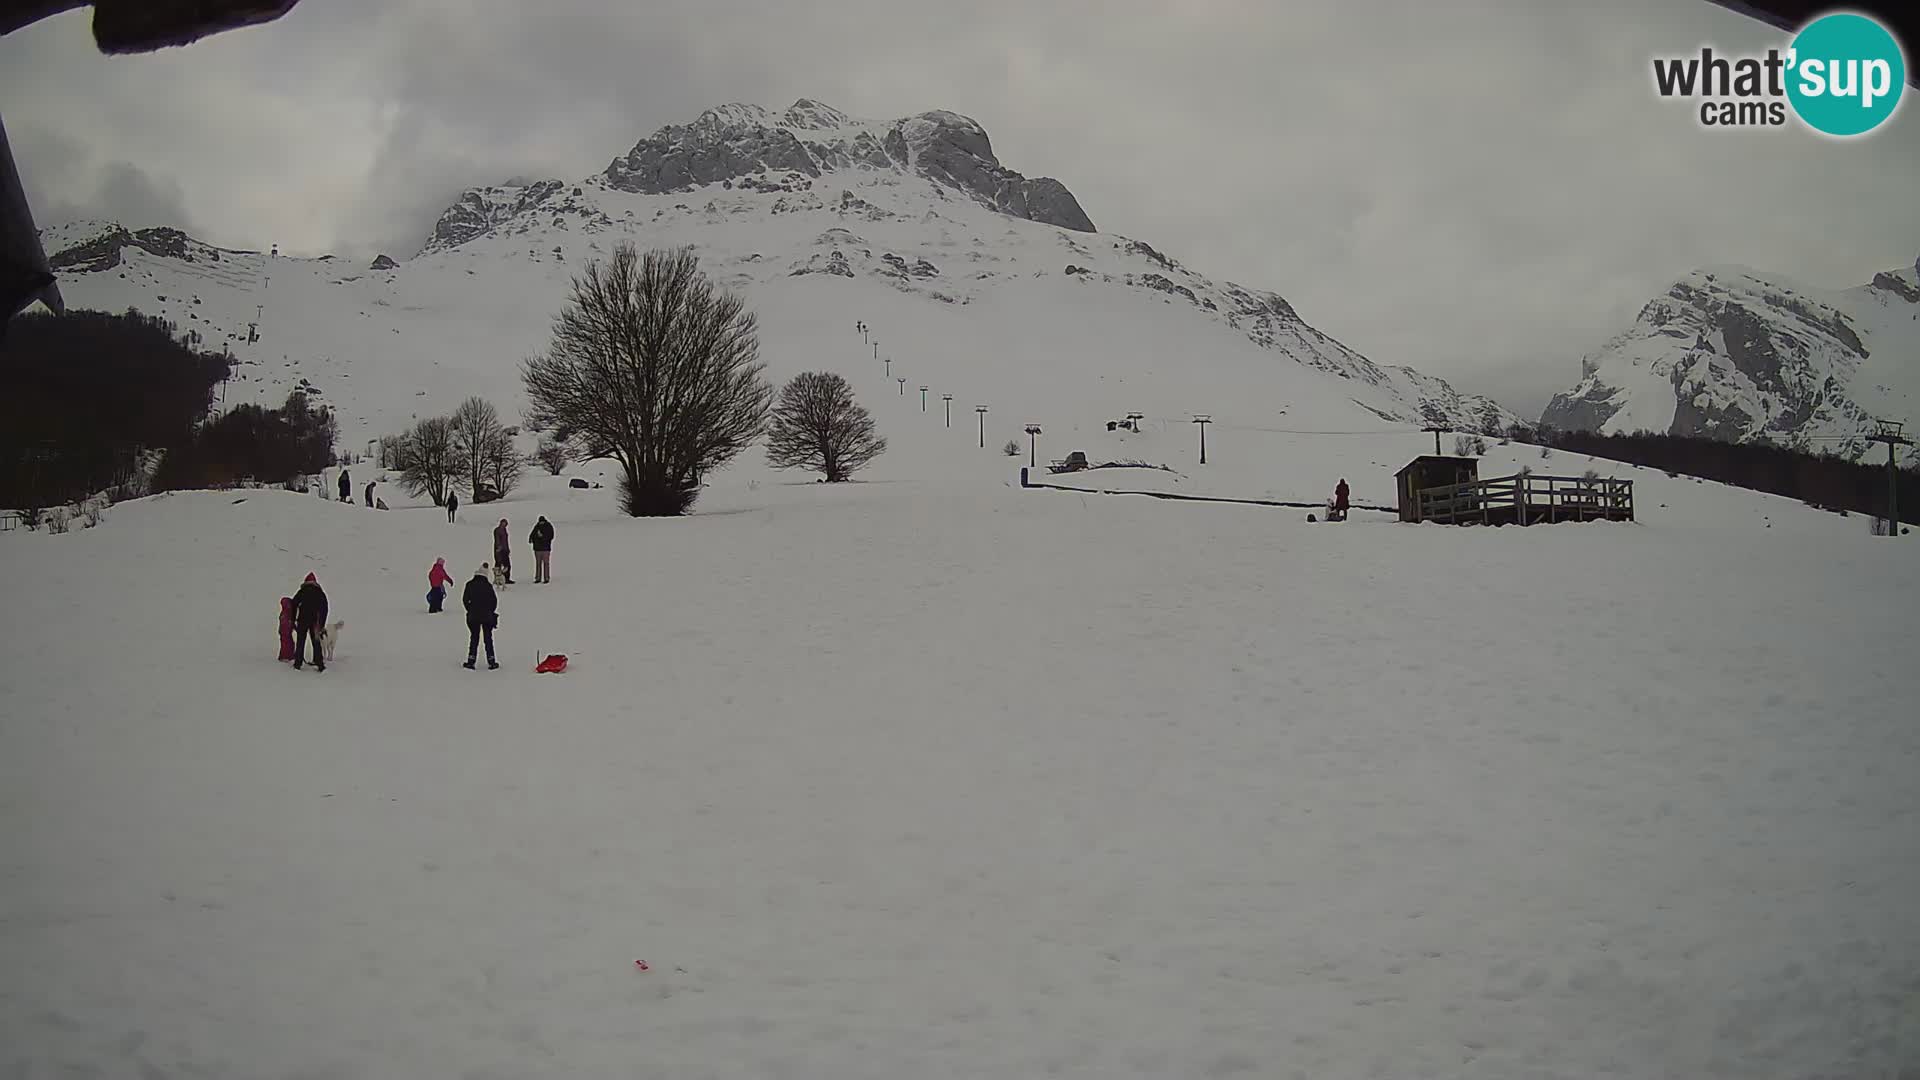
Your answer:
[1542,259,1920,462]
[781,98,856,130]
[600,100,1095,232]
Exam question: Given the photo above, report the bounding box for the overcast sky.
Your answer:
[4,0,1917,414]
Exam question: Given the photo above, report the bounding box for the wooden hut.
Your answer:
[1394,455,1480,523]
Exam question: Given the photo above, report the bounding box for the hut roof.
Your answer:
[1393,455,1478,478]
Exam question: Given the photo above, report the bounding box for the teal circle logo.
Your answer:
[1786,13,1906,136]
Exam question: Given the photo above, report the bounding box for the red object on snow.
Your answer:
[633,960,649,971]
[535,654,568,674]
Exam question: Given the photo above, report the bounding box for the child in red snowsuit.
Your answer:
[427,557,453,612]
[277,596,296,661]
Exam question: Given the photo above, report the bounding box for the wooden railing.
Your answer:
[1417,473,1633,525]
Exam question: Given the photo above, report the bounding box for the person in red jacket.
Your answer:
[277,596,296,662]
[426,557,452,612]
[1331,478,1350,522]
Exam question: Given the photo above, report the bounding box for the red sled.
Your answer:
[535,654,568,674]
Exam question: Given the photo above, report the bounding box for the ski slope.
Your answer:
[3,462,1918,1079]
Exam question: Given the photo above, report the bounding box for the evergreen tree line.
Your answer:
[0,309,341,508]
[1506,425,1920,525]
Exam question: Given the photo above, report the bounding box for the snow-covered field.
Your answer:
[10,98,1919,1080]
[4,460,1918,1078]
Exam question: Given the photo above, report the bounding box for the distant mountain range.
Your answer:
[1542,258,1920,464]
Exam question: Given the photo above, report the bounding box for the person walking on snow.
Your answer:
[446,490,459,523]
[462,565,499,669]
[492,518,514,584]
[277,596,296,662]
[529,516,554,583]
[338,469,351,503]
[365,480,375,507]
[427,557,452,613]
[290,573,328,671]
[1331,478,1350,523]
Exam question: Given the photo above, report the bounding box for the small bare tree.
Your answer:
[765,372,886,482]
[522,243,772,515]
[535,435,571,475]
[1002,439,1021,457]
[398,415,458,506]
[450,396,505,499]
[484,425,525,498]
[378,433,412,470]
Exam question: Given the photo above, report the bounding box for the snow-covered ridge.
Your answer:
[1542,258,1920,463]
[37,95,1520,444]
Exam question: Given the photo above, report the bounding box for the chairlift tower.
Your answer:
[1867,419,1912,537]
[976,405,989,448]
[1192,414,1212,464]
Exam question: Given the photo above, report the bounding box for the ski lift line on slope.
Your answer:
[1214,426,1430,436]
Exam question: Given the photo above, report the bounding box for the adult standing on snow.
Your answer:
[338,469,351,503]
[1331,478,1350,522]
[446,490,459,523]
[427,557,452,612]
[462,565,500,670]
[365,480,375,507]
[529,516,554,583]
[492,518,514,584]
[290,572,328,672]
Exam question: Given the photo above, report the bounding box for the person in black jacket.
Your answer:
[446,490,459,523]
[462,565,499,670]
[492,518,513,584]
[290,572,327,672]
[529,516,554,583]
[337,469,351,503]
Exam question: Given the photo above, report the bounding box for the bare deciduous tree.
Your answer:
[484,426,524,499]
[765,371,885,482]
[522,244,771,515]
[450,396,504,499]
[535,435,571,476]
[398,416,457,506]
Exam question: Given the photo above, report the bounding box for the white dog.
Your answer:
[316,619,345,662]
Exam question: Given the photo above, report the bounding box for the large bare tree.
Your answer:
[765,371,886,482]
[396,415,456,506]
[522,244,771,515]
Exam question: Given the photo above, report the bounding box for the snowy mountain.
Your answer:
[37,99,1518,453]
[1541,259,1920,464]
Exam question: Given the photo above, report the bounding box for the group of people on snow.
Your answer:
[278,573,330,672]
[280,513,556,674]
[325,469,387,510]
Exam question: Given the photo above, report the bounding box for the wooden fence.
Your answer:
[1416,472,1633,526]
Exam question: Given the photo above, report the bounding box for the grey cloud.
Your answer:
[11,124,199,233]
